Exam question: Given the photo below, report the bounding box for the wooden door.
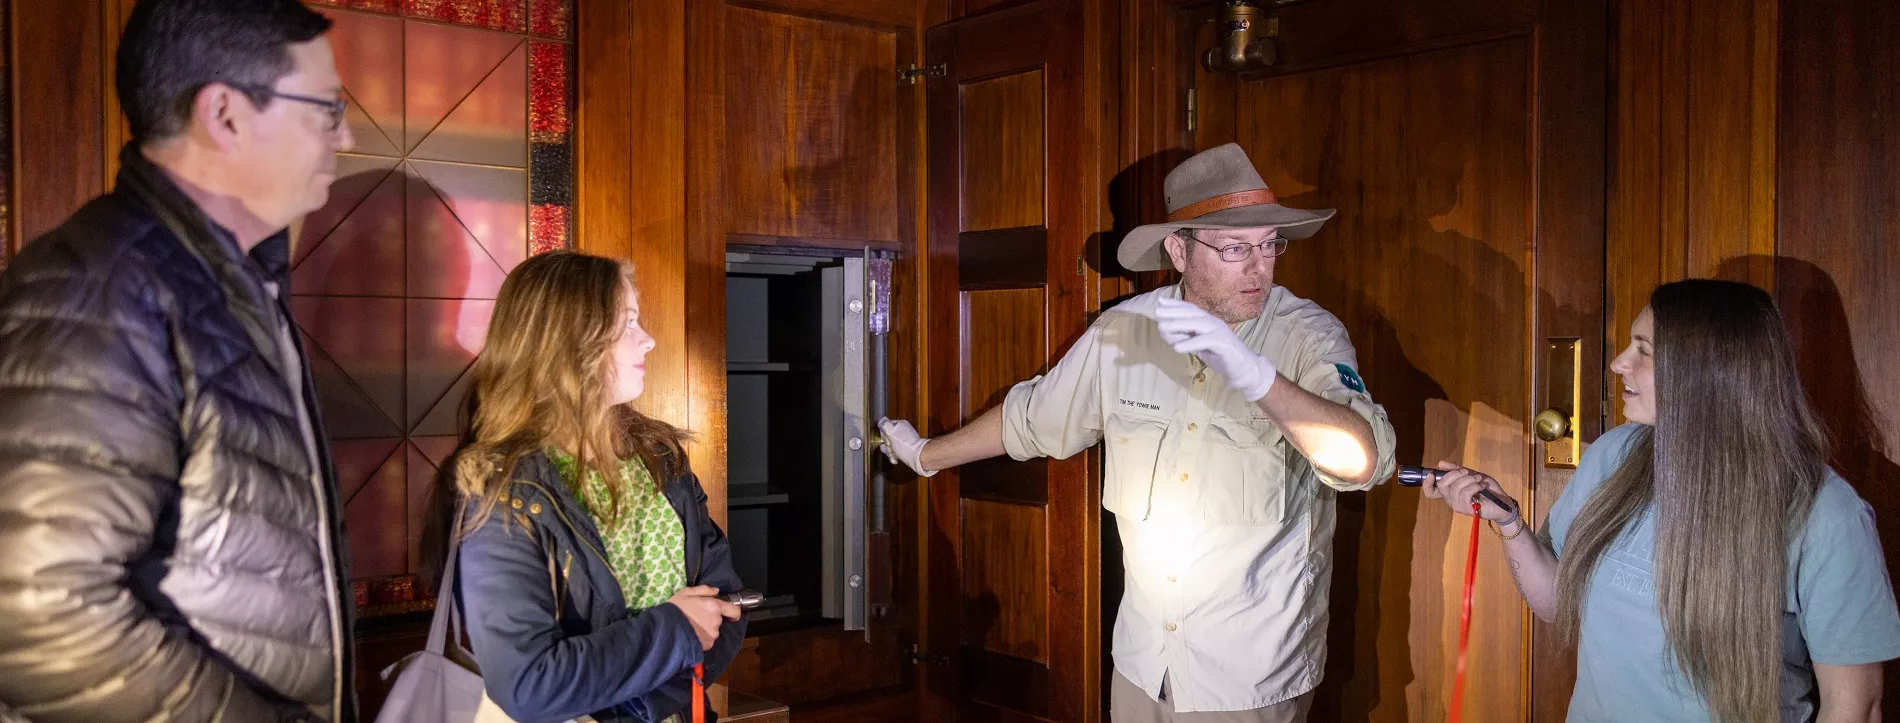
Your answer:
[1191,0,1608,720]
[922,1,1101,721]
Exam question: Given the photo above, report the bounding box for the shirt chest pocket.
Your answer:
[1196,415,1287,526]
[1103,413,1167,517]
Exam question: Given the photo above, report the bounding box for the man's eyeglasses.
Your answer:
[1191,234,1288,263]
[237,85,348,134]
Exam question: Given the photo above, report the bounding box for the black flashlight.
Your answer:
[1397,465,1516,513]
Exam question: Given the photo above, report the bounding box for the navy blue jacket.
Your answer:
[455,451,745,723]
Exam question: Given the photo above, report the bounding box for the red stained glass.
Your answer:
[529,205,568,255]
[401,0,525,33]
[530,0,571,40]
[311,0,400,12]
[529,42,569,142]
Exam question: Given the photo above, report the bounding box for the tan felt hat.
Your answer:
[1116,142,1335,272]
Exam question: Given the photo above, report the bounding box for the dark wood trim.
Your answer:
[921,17,963,720]
[956,226,1049,290]
[777,689,919,723]
[957,457,1050,506]
[724,0,917,30]
[1044,2,1104,719]
[1528,0,1610,717]
[726,232,902,252]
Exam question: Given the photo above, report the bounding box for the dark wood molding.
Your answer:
[957,226,1049,290]
[957,457,1051,506]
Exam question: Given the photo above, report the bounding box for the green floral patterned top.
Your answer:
[548,450,687,612]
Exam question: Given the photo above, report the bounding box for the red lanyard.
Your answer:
[1448,504,1481,723]
[691,663,706,723]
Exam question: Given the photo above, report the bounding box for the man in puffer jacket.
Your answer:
[0,1,358,720]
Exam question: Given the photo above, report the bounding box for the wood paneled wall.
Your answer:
[577,0,701,510]
[8,0,109,246]
[1,0,10,265]
[1775,0,1900,714]
[578,0,927,715]
[1607,0,1779,386]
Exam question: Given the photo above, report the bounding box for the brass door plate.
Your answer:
[1544,337,1581,468]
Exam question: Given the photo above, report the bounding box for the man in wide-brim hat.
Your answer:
[880,142,1396,721]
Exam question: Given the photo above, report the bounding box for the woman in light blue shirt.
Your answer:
[1425,279,1900,722]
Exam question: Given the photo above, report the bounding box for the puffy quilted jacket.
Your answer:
[0,146,355,721]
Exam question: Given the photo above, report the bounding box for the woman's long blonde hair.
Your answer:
[1554,280,1827,723]
[422,251,687,589]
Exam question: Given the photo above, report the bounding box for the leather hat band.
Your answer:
[1166,188,1280,222]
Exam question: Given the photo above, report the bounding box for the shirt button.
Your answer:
[1165,623,1178,632]
[1167,575,1178,583]
[1179,473,1189,483]
[1187,423,1198,431]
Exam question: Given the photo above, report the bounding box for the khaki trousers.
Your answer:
[1109,671,1313,723]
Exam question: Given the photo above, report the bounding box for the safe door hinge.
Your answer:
[898,63,947,85]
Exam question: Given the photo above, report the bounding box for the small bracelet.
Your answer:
[1490,517,1525,540]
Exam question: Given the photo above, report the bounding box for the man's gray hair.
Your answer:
[1175,228,1201,256]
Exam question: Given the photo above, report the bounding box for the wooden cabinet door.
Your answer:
[921,1,1102,721]
[1193,0,1608,720]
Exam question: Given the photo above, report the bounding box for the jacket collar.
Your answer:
[114,144,293,378]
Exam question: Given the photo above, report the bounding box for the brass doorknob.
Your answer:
[1534,409,1570,442]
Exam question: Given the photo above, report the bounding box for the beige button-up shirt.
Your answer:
[1001,284,1397,712]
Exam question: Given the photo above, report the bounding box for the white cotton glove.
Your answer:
[877,418,937,477]
[1152,297,1278,401]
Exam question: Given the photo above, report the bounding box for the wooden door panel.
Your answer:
[925,1,1097,721]
[960,71,1047,232]
[961,498,1050,661]
[962,288,1048,419]
[724,6,899,245]
[958,287,1052,508]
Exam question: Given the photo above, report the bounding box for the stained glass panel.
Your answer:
[295,5,573,611]
[529,0,572,40]
[529,40,572,252]
[401,0,526,33]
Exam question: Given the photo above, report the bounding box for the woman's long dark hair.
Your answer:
[1554,279,1828,723]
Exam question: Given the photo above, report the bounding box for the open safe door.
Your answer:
[721,248,904,706]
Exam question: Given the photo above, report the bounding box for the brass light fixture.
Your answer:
[1203,1,1279,73]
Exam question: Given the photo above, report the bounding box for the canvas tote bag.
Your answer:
[377,526,597,723]
[374,532,485,723]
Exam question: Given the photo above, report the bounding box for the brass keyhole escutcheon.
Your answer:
[1535,409,1570,443]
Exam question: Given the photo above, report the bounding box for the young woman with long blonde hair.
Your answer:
[424,251,743,723]
[1426,279,1899,722]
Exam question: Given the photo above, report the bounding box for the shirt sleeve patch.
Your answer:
[1335,363,1366,393]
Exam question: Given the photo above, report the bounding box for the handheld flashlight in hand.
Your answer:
[1397,465,1515,513]
[723,589,765,611]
